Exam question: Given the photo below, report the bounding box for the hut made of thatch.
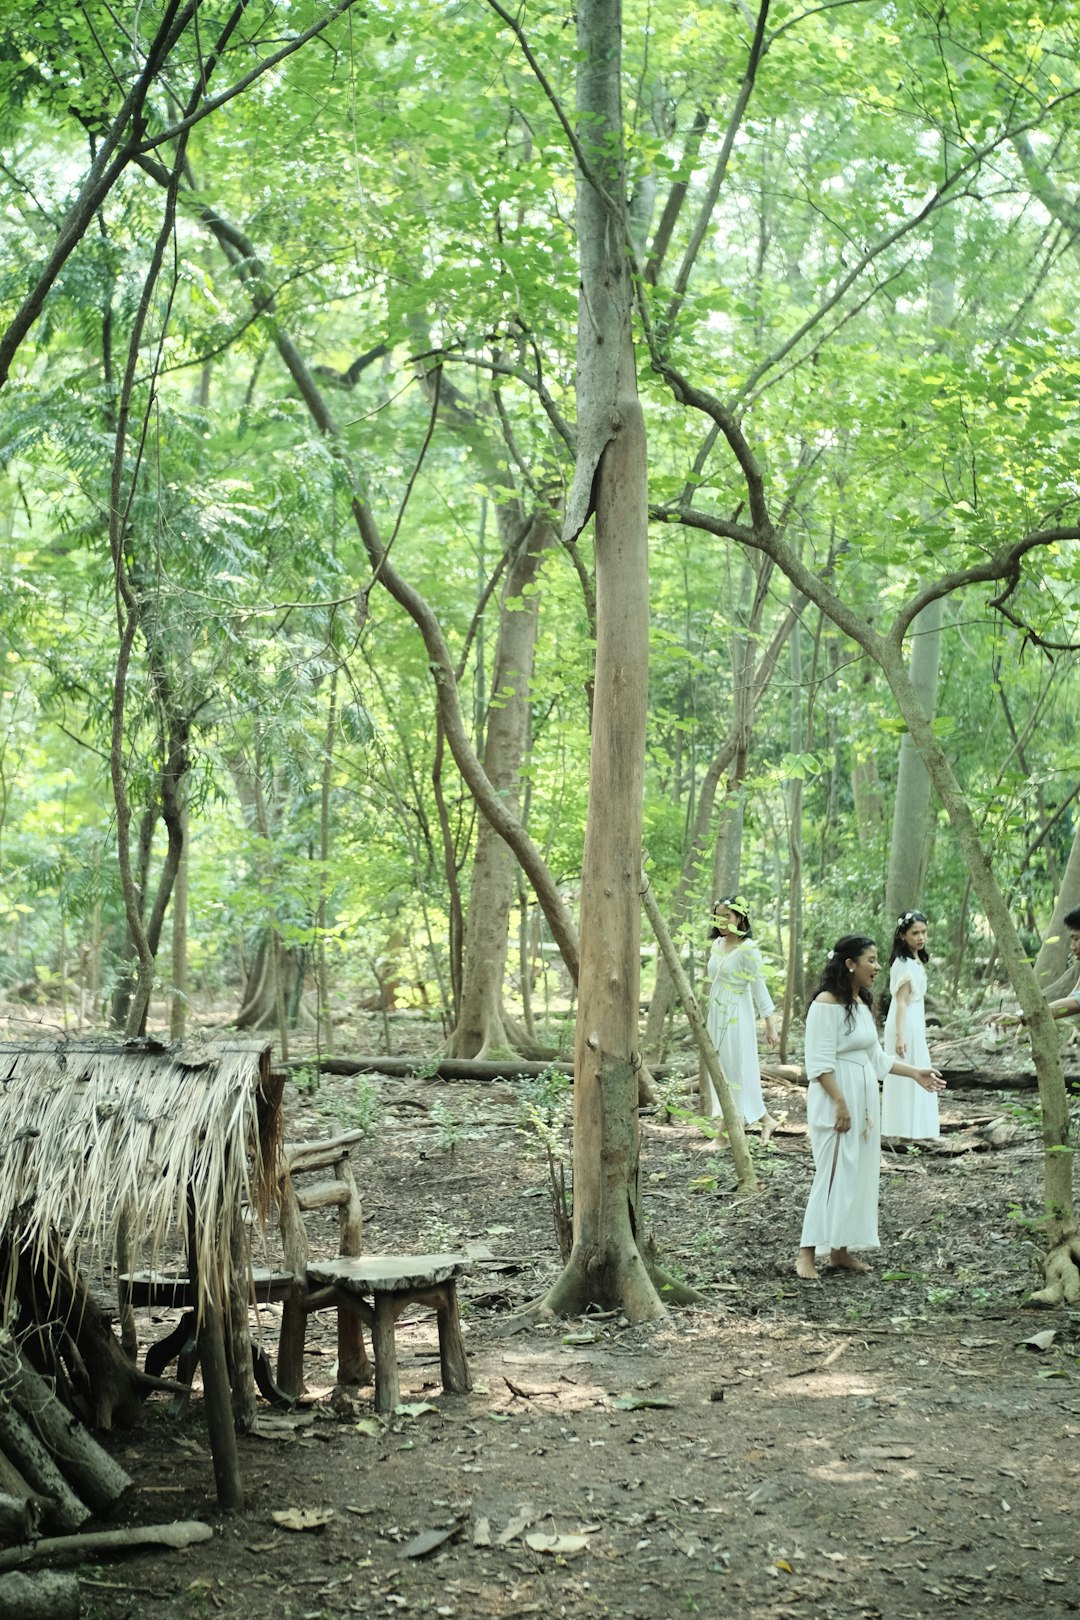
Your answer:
[0,1037,280,1316]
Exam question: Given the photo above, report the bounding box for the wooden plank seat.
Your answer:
[303,1253,471,1414]
[119,1268,295,1411]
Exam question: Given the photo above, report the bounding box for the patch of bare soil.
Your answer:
[39,1021,1080,1620]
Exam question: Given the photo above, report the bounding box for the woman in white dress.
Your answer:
[882,910,939,1141]
[705,897,779,1140]
[796,934,944,1281]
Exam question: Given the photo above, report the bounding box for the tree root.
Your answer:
[538,1245,668,1323]
[645,1262,706,1307]
[1028,1236,1080,1307]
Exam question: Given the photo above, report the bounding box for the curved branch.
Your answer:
[892,529,1080,644]
[138,0,364,151]
[660,0,771,336]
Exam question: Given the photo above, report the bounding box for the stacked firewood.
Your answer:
[0,1329,131,1618]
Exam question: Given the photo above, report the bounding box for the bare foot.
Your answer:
[796,1247,819,1280]
[827,1248,870,1274]
[760,1112,778,1146]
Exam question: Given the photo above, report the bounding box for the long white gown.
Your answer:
[705,939,775,1124]
[882,957,938,1139]
[799,1000,890,1253]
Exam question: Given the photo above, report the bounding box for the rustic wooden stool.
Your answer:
[304,1254,471,1414]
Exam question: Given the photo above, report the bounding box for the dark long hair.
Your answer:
[890,910,929,966]
[708,896,752,941]
[807,934,876,1028]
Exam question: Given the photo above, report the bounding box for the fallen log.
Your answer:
[0,1334,132,1517]
[291,1055,572,1083]
[292,1054,675,1084]
[0,1490,39,1546]
[0,1404,88,1536]
[0,1518,213,1573]
[0,1568,79,1619]
[5,1232,146,1431]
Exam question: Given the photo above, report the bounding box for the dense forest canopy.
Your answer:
[0,0,1078,1050]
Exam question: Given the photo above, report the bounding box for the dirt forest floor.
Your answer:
[14,1012,1080,1620]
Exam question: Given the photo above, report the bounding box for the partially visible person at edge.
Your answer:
[796,934,945,1282]
[882,910,940,1143]
[705,896,780,1143]
[988,906,1080,1030]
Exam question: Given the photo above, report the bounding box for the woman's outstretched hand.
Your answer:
[914,1067,945,1093]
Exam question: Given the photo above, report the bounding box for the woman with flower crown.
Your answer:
[705,896,779,1141]
[881,910,939,1141]
[796,934,944,1281]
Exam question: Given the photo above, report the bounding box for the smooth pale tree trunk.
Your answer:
[169,801,189,1040]
[541,0,667,1321]
[884,187,951,923]
[315,670,337,1054]
[447,517,555,1057]
[1033,815,1080,991]
[850,663,885,843]
[884,598,943,922]
[642,601,799,1062]
[780,605,805,1061]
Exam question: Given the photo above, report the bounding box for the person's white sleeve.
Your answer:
[890,959,914,995]
[748,946,776,1018]
[873,1033,894,1081]
[706,946,721,985]
[804,1002,837,1082]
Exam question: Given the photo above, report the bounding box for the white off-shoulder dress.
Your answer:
[882,957,938,1139]
[799,1000,890,1254]
[705,939,776,1124]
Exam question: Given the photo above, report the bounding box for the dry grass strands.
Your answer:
[0,1039,278,1315]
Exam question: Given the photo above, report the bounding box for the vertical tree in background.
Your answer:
[539,0,663,1318]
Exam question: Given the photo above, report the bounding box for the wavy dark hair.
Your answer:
[890,909,929,966]
[708,896,752,941]
[807,934,877,1028]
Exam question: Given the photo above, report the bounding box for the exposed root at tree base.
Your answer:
[646,1262,706,1306]
[537,1250,669,1323]
[444,1007,560,1064]
[1027,1236,1080,1306]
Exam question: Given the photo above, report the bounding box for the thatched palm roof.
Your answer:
[0,1038,280,1311]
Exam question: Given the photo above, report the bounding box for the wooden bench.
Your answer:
[304,1254,471,1414]
[119,1268,295,1410]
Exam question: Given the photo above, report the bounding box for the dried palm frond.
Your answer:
[0,1038,279,1316]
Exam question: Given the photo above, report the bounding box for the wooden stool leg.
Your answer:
[371,1293,400,1414]
[277,1284,308,1398]
[434,1283,471,1395]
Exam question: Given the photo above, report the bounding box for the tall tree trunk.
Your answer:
[316,670,337,1055]
[169,799,189,1040]
[780,602,805,1060]
[447,517,555,1057]
[884,180,952,923]
[641,597,799,1061]
[540,0,667,1321]
[884,597,944,921]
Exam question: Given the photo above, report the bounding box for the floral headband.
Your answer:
[896,910,927,928]
[714,895,750,917]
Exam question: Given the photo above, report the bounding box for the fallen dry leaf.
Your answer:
[271,1507,335,1533]
[525,1532,590,1557]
